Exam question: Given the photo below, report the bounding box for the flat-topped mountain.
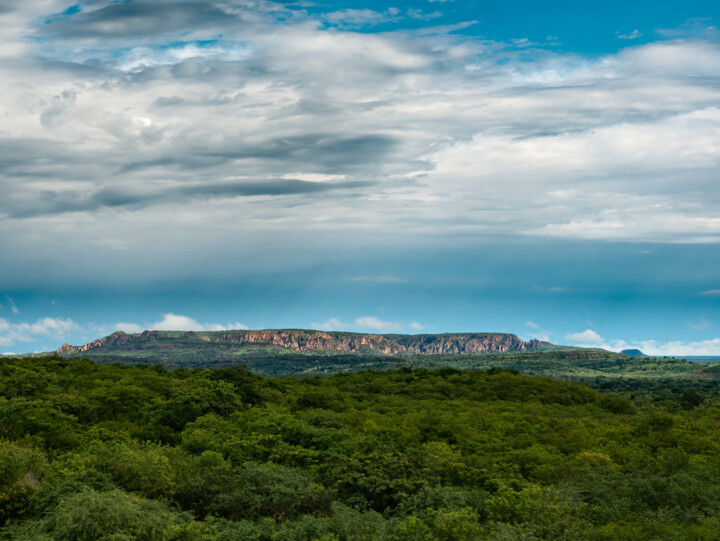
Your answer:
[51,329,688,379]
[58,329,547,357]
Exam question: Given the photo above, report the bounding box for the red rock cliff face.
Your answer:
[57,330,162,353]
[210,330,405,354]
[398,334,527,354]
[58,329,536,355]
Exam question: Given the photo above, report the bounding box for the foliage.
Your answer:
[1,356,720,540]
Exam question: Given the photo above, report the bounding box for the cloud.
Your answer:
[407,9,442,21]
[114,322,144,334]
[322,8,400,29]
[150,313,247,332]
[603,338,720,356]
[701,289,720,296]
[565,329,604,344]
[7,178,376,219]
[527,208,720,244]
[354,316,405,332]
[312,316,421,333]
[560,330,720,356]
[1,4,720,290]
[523,322,551,342]
[0,316,79,347]
[688,318,712,331]
[617,29,641,40]
[36,1,248,41]
[312,318,348,331]
[532,286,567,294]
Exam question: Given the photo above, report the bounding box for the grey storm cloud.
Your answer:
[5,178,373,218]
[111,133,399,176]
[37,1,252,40]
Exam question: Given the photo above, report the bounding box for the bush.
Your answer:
[38,488,179,541]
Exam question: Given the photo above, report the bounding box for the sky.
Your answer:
[1,0,719,356]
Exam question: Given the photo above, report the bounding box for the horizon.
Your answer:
[2,0,719,356]
[6,325,720,360]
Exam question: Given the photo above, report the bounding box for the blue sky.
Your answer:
[1,0,719,355]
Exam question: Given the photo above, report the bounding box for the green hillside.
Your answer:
[54,329,549,366]
[54,344,701,382]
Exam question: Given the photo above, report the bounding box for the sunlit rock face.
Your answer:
[57,329,541,355]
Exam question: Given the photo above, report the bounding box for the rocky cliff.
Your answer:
[57,329,544,356]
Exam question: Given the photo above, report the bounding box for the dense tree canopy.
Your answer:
[1,356,719,540]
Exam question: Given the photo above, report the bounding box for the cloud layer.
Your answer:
[1,2,720,289]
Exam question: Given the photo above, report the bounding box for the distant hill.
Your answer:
[48,328,703,379]
[621,348,649,358]
[53,329,586,370]
[58,329,551,357]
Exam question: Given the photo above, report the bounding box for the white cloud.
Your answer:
[113,322,144,334]
[527,208,720,244]
[322,8,399,29]
[354,316,405,332]
[565,329,604,344]
[0,316,79,347]
[688,318,712,331]
[617,29,642,40]
[312,316,422,332]
[603,338,720,356]
[560,329,720,356]
[701,289,720,296]
[3,297,20,314]
[28,317,78,336]
[151,314,204,331]
[204,322,249,331]
[407,8,442,20]
[522,322,551,342]
[312,318,348,331]
[150,313,247,332]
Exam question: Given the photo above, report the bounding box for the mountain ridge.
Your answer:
[57,329,548,356]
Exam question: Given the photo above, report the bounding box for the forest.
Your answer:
[1,355,720,540]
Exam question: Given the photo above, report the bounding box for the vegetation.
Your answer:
[56,337,705,381]
[1,355,719,540]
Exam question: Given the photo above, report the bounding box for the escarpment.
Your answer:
[58,329,544,356]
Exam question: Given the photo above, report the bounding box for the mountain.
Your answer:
[51,329,698,379]
[58,329,546,357]
[621,348,648,358]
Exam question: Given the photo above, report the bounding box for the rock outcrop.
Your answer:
[57,329,545,356]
